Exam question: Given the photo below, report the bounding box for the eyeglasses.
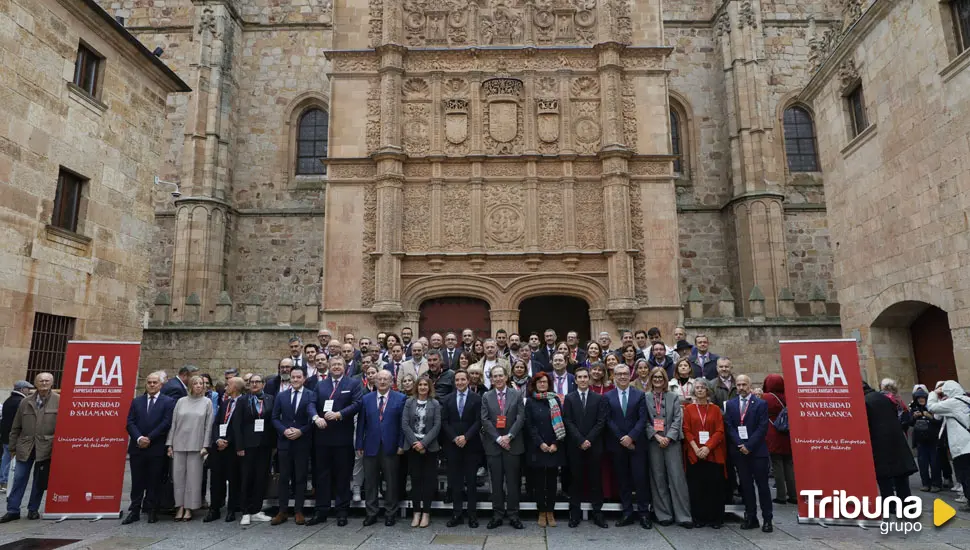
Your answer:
[651,376,666,380]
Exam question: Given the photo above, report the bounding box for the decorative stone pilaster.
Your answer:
[687,287,705,319]
[277,298,293,326]
[215,291,233,323]
[748,285,765,320]
[778,288,796,317]
[304,300,320,326]
[153,292,171,324]
[489,309,520,335]
[376,45,405,153]
[600,150,637,319]
[718,288,736,317]
[184,292,201,323]
[372,166,405,321]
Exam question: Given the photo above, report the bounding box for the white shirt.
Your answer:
[483,359,498,389]
[291,388,303,409]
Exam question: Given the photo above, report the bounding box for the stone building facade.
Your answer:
[0,0,188,387]
[97,0,850,379]
[802,0,970,387]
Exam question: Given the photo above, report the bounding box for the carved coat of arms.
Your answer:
[444,98,469,144]
[482,76,524,144]
[536,98,560,143]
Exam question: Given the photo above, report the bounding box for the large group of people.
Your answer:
[0,325,966,531]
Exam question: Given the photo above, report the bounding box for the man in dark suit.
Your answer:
[271,367,317,526]
[549,353,576,398]
[480,364,526,530]
[442,370,483,528]
[205,377,245,523]
[442,332,462,370]
[426,351,455,399]
[562,366,608,528]
[308,356,363,527]
[534,328,558,372]
[605,364,652,529]
[161,365,197,400]
[355,370,407,526]
[123,373,174,524]
[400,327,415,359]
[234,374,275,525]
[266,357,318,397]
[566,331,586,365]
[690,334,721,380]
[724,374,772,532]
[288,337,307,370]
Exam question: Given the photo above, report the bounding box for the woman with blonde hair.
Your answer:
[683,380,726,528]
[166,375,213,521]
[644,367,692,527]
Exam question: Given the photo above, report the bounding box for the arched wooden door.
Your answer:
[419,297,491,339]
[910,305,958,386]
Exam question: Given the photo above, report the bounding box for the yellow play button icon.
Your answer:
[934,499,956,527]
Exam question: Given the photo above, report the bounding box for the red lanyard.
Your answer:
[329,379,340,399]
[740,398,749,422]
[697,403,709,427]
[654,393,663,416]
[255,399,263,417]
[681,382,690,397]
[224,399,234,422]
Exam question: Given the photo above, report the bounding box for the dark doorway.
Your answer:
[518,296,591,345]
[910,305,958,387]
[419,297,491,340]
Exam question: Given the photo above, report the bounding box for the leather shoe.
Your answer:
[740,518,760,530]
[468,517,479,528]
[0,513,19,523]
[362,515,378,526]
[762,519,773,533]
[384,517,396,526]
[337,517,348,527]
[568,518,580,528]
[658,519,674,526]
[27,511,39,520]
[121,511,139,525]
[640,517,653,529]
[447,516,464,527]
[615,515,635,527]
[678,521,693,529]
[486,518,503,529]
[711,522,723,529]
[510,519,523,529]
[147,511,158,524]
[294,512,306,525]
[224,511,236,523]
[772,498,786,505]
[593,514,608,528]
[306,513,327,526]
[203,509,220,523]
[270,513,287,526]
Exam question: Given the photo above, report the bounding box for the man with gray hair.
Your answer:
[396,341,428,387]
[473,339,510,390]
[2,373,59,522]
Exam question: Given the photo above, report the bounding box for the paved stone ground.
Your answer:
[0,465,966,549]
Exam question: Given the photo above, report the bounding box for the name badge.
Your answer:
[698,431,710,445]
[219,424,228,438]
[653,418,665,432]
[496,415,507,429]
[738,426,749,440]
[323,400,335,413]
[254,419,265,433]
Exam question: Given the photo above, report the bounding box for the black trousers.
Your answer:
[486,451,521,520]
[568,448,603,518]
[239,446,272,515]
[877,474,912,516]
[278,446,310,513]
[129,453,165,513]
[686,460,725,525]
[210,448,241,512]
[534,466,558,513]
[408,450,439,513]
[611,447,650,517]
[735,453,772,521]
[315,445,354,518]
[446,445,479,518]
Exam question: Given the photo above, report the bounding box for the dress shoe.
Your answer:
[307,513,327,526]
[762,519,773,533]
[787,497,798,504]
[711,522,723,529]
[678,521,693,529]
[294,512,306,525]
[568,518,580,528]
[538,512,547,527]
[486,518,503,529]
[468,516,479,528]
[615,515,635,527]
[121,511,140,525]
[0,513,19,523]
[384,517,396,526]
[658,519,673,526]
[147,511,158,524]
[593,514,608,528]
[510,518,524,529]
[362,515,378,526]
[640,517,653,529]
[337,517,348,527]
[447,515,464,527]
[203,509,220,522]
[270,513,287,526]
[27,511,40,520]
[419,513,430,528]
[224,511,236,523]
[740,518,760,530]
[772,498,786,504]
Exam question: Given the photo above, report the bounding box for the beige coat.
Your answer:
[11,391,60,462]
[472,357,511,389]
[395,358,429,387]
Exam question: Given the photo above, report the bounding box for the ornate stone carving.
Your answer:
[714,11,731,38]
[333,56,379,73]
[484,163,521,177]
[403,103,431,156]
[403,185,432,251]
[403,78,431,99]
[573,161,601,176]
[365,78,382,153]
[570,76,600,98]
[536,98,561,144]
[441,185,471,250]
[622,97,637,151]
[737,0,757,29]
[442,164,470,178]
[197,7,220,38]
[808,20,838,73]
[361,187,377,307]
[329,164,376,179]
[538,182,565,250]
[572,101,601,155]
[485,205,525,245]
[574,180,604,249]
[841,0,865,31]
[368,0,383,48]
[404,163,432,178]
[608,0,632,44]
[838,59,860,92]
[629,185,647,301]
[482,75,524,154]
[442,78,469,147]
[481,1,525,44]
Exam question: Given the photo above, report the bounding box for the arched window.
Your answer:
[670,109,683,174]
[783,106,819,172]
[296,108,329,175]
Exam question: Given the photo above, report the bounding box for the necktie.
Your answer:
[621,390,628,415]
[379,395,386,422]
[448,350,453,363]
[581,391,586,410]
[556,376,564,395]
[291,390,298,409]
[147,395,154,414]
[498,391,506,412]
[458,392,465,417]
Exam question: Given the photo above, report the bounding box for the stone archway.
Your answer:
[869,300,958,389]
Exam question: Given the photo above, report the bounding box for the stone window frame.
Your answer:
[941,0,970,58]
[71,40,105,101]
[51,167,89,235]
[844,83,869,139]
[284,92,331,188]
[781,103,821,173]
[667,92,695,182]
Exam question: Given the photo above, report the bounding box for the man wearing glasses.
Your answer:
[236,375,276,525]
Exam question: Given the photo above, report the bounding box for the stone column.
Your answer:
[489,309,520,335]
[717,0,789,316]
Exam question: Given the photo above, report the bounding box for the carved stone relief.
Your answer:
[574,180,605,249]
[737,0,757,29]
[441,185,471,250]
[365,78,381,153]
[608,0,632,44]
[403,185,432,251]
[621,76,637,152]
[538,182,564,251]
[403,78,432,157]
[368,0,383,48]
[484,184,525,248]
[361,187,377,307]
[572,101,601,155]
[482,75,524,155]
[838,59,860,93]
[442,78,470,156]
[629,185,647,301]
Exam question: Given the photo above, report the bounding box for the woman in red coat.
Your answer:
[763,373,796,504]
[683,381,726,528]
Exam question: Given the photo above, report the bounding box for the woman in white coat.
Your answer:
[927,380,970,509]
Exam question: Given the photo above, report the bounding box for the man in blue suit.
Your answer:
[307,356,363,527]
[690,334,721,380]
[123,373,174,524]
[161,365,197,400]
[356,369,407,526]
[270,366,317,526]
[724,374,773,533]
[605,364,652,529]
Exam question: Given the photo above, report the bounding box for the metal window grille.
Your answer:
[783,106,820,172]
[296,109,329,175]
[670,109,682,174]
[26,313,75,388]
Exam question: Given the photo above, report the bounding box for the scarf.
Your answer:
[533,392,566,440]
[512,374,530,390]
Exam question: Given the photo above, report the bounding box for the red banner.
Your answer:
[45,341,141,518]
[779,339,879,521]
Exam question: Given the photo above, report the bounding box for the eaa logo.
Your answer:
[793,354,849,386]
[85,492,92,502]
[75,355,124,386]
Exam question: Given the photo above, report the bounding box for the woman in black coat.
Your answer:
[525,371,566,527]
[863,382,917,508]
